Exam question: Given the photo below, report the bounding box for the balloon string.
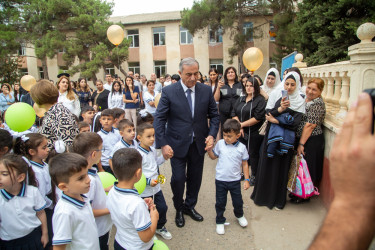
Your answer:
[116,45,120,77]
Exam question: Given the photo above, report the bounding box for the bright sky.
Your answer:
[110,0,196,16]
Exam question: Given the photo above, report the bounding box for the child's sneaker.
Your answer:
[216,224,225,235]
[237,216,248,227]
[156,226,172,240]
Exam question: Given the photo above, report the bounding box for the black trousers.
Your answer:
[143,190,168,229]
[170,141,205,210]
[240,131,264,177]
[215,179,244,224]
[99,231,109,250]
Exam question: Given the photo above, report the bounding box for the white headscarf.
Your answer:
[266,71,305,114]
[261,68,281,95]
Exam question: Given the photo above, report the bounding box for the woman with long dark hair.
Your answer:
[215,67,242,135]
[123,76,140,127]
[232,75,266,185]
[56,75,81,117]
[76,78,92,108]
[108,81,124,109]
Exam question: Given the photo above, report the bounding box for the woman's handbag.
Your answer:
[258,120,268,135]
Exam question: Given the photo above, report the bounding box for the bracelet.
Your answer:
[245,179,250,182]
[299,143,304,146]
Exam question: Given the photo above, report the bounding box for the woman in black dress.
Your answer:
[232,76,266,186]
[251,72,305,210]
[91,80,110,111]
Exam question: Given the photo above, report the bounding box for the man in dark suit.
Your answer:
[154,58,220,228]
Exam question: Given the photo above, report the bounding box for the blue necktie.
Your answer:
[186,89,193,117]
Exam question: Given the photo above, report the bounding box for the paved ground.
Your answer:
[110,154,327,250]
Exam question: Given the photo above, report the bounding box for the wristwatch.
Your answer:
[245,179,250,182]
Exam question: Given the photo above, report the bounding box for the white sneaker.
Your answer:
[152,235,158,241]
[156,227,172,240]
[237,216,248,227]
[216,224,225,235]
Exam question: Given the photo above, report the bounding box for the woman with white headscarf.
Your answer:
[260,68,281,100]
[251,71,305,210]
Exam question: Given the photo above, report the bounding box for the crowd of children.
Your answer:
[0,101,252,249]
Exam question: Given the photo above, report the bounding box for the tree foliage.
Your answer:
[291,0,375,66]
[181,0,270,67]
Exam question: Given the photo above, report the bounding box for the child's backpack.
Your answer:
[291,155,319,199]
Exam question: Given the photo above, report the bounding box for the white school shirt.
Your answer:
[97,128,121,166]
[212,139,249,182]
[107,185,153,250]
[85,168,113,237]
[113,127,122,141]
[52,193,99,250]
[30,160,53,208]
[110,138,138,158]
[143,91,159,114]
[137,145,165,198]
[0,183,46,240]
[108,92,124,109]
[58,91,81,117]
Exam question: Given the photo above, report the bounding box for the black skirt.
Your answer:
[0,227,43,250]
[251,134,294,209]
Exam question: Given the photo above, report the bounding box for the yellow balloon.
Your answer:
[107,25,124,46]
[20,75,36,91]
[33,103,47,118]
[242,47,264,72]
[154,93,161,108]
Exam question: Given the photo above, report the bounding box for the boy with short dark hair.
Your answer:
[49,153,100,249]
[78,121,90,133]
[207,119,250,235]
[112,108,125,129]
[97,109,120,175]
[71,132,112,250]
[136,123,172,240]
[81,106,95,131]
[107,148,159,250]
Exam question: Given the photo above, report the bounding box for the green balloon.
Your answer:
[4,103,36,132]
[134,173,146,195]
[153,240,169,250]
[98,172,116,195]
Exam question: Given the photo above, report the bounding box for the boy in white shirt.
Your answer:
[71,132,113,250]
[49,153,100,249]
[97,109,120,175]
[207,119,250,235]
[107,148,159,250]
[136,123,172,240]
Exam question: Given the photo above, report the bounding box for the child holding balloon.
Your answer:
[136,122,172,240]
[0,154,48,249]
[71,132,112,250]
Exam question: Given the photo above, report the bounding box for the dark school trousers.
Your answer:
[143,190,168,229]
[215,179,244,224]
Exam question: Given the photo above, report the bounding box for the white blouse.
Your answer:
[143,91,159,114]
[108,91,124,109]
[58,91,81,117]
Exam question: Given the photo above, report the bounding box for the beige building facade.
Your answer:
[21,11,276,82]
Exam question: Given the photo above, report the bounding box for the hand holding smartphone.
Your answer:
[281,90,289,100]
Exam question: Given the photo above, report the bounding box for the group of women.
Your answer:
[0,82,23,113]
[206,66,326,210]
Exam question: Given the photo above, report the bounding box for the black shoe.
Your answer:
[290,197,310,204]
[250,175,255,186]
[175,210,185,228]
[183,208,204,222]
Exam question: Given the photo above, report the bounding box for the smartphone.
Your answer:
[281,90,289,100]
[363,88,375,134]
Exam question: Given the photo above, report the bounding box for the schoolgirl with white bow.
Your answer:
[0,154,48,249]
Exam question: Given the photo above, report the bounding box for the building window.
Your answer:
[180,27,193,44]
[209,59,223,75]
[243,22,253,42]
[269,21,276,42]
[39,67,44,79]
[128,62,140,74]
[209,26,223,43]
[105,65,115,76]
[19,68,28,76]
[154,61,166,78]
[18,45,26,56]
[58,48,66,53]
[153,27,165,46]
[127,29,139,47]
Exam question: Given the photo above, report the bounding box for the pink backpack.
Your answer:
[291,156,319,199]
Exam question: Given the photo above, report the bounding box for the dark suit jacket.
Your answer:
[154,81,220,158]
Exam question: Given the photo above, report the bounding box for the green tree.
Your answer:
[22,0,129,81]
[292,0,375,66]
[181,0,270,70]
